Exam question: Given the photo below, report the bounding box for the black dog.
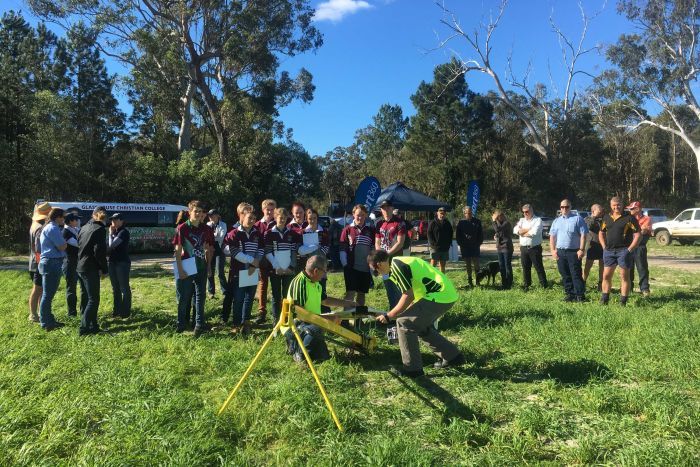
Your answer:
[475,261,500,286]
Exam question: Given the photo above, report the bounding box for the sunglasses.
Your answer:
[522,210,530,213]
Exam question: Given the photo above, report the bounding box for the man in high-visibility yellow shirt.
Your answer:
[368,250,465,378]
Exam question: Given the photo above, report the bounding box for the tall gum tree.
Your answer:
[28,0,323,161]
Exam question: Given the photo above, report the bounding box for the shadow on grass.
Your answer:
[388,369,491,424]
[131,266,172,279]
[643,289,700,309]
[453,358,613,387]
[103,309,174,334]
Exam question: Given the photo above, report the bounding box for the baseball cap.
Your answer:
[208,209,220,216]
[65,212,80,223]
[109,212,124,221]
[379,200,392,208]
[437,207,446,212]
[625,201,641,210]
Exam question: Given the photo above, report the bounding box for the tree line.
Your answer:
[1,1,699,248]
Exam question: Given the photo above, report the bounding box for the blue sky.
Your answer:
[3,0,634,157]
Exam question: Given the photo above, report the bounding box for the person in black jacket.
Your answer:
[62,212,83,316]
[427,207,453,273]
[492,210,514,289]
[77,206,109,336]
[456,206,483,287]
[108,213,131,318]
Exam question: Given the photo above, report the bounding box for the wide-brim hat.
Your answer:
[32,202,51,221]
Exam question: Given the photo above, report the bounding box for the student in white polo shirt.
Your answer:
[513,203,548,291]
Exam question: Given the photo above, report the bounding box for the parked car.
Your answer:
[540,216,554,238]
[642,208,668,224]
[411,220,428,240]
[653,208,700,246]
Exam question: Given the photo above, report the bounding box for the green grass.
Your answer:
[1,259,699,465]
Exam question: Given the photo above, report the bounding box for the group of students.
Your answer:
[28,202,131,334]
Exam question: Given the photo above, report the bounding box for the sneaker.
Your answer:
[599,297,609,305]
[28,314,40,323]
[254,315,267,325]
[241,322,252,337]
[193,325,204,338]
[389,366,425,378]
[563,295,575,302]
[175,326,186,334]
[521,285,530,293]
[231,325,242,336]
[641,290,650,297]
[574,296,588,303]
[292,351,305,363]
[434,353,466,369]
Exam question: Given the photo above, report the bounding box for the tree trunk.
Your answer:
[178,81,194,152]
[671,133,676,195]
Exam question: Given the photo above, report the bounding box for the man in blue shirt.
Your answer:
[38,208,68,331]
[549,199,589,302]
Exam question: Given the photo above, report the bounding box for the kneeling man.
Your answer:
[286,255,356,362]
[369,250,465,377]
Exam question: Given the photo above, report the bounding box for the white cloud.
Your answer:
[314,0,373,22]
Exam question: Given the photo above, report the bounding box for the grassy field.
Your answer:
[1,256,699,465]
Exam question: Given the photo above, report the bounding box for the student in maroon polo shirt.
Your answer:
[254,199,276,324]
[299,208,330,310]
[264,207,302,324]
[288,201,308,274]
[374,199,406,309]
[173,200,214,336]
[340,204,375,307]
[222,203,264,336]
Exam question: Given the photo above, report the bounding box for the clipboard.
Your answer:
[275,250,291,269]
[173,257,197,280]
[239,267,260,287]
[303,232,319,247]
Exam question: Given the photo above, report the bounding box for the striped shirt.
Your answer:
[299,225,330,257]
[264,225,302,270]
[340,222,375,272]
[376,216,406,253]
[223,225,264,276]
[287,271,325,315]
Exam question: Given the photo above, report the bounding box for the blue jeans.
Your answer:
[285,323,330,362]
[208,243,227,295]
[497,250,513,288]
[176,269,207,328]
[630,245,650,292]
[269,274,293,324]
[384,276,402,309]
[222,278,256,326]
[39,258,63,328]
[62,259,82,315]
[109,260,132,317]
[557,248,585,298]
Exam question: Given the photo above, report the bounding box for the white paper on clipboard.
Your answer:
[275,250,291,269]
[303,232,319,247]
[239,267,259,287]
[173,257,197,280]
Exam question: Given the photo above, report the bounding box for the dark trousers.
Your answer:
[330,245,341,270]
[286,323,330,362]
[78,269,101,332]
[557,249,585,298]
[630,245,650,292]
[176,269,207,329]
[520,245,548,288]
[497,250,513,288]
[208,243,227,295]
[269,274,293,324]
[109,260,132,317]
[62,259,83,315]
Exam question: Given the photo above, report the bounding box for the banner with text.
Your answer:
[354,177,382,209]
[466,180,480,216]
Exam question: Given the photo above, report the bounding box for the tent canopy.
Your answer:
[371,182,451,212]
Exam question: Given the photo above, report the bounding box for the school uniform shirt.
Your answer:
[63,225,80,266]
[340,222,375,272]
[512,216,543,247]
[298,224,329,258]
[172,220,214,274]
[286,220,308,237]
[375,215,407,255]
[108,227,130,263]
[264,225,302,271]
[255,217,275,237]
[223,225,264,278]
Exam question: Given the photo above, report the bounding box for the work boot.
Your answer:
[434,353,466,369]
[389,366,425,378]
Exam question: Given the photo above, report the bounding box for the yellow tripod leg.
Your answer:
[290,321,344,432]
[218,319,282,416]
